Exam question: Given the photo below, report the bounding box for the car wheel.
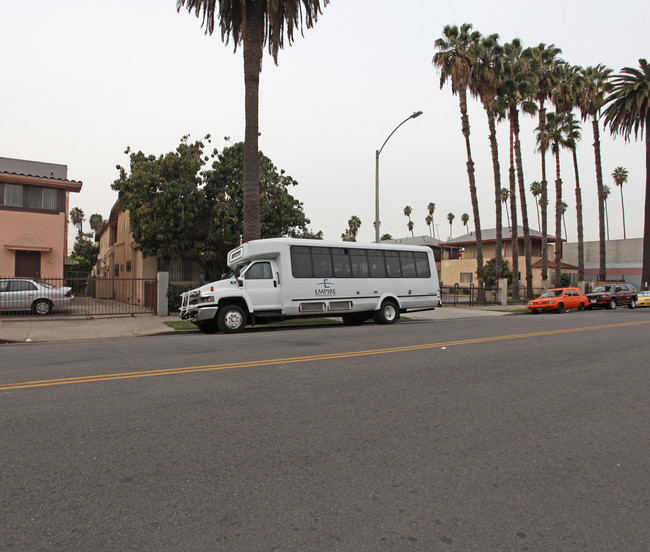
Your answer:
[32,299,53,315]
[578,302,586,311]
[607,298,617,310]
[629,298,636,309]
[217,305,247,333]
[556,302,564,313]
[373,300,399,325]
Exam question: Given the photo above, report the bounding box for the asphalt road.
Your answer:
[2,309,649,551]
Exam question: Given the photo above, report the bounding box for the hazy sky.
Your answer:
[2,0,648,248]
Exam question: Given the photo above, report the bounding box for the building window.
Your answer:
[3,184,23,207]
[1,183,61,211]
[460,272,473,283]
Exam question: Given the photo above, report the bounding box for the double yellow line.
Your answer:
[2,320,647,392]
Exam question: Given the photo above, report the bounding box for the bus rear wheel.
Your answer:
[373,300,399,325]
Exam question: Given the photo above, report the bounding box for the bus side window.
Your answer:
[368,250,386,278]
[291,246,312,278]
[385,251,402,278]
[351,250,369,278]
[332,248,352,277]
[399,251,417,278]
[414,252,431,278]
[312,248,333,278]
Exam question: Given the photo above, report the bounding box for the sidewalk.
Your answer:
[0,306,513,344]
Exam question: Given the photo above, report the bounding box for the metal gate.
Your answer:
[0,276,157,317]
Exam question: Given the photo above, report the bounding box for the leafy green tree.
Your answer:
[483,258,513,286]
[177,0,328,243]
[112,136,317,278]
[603,59,650,286]
[68,232,99,274]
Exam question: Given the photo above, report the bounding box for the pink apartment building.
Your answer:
[0,157,82,278]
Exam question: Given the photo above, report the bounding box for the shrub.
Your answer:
[167,283,194,312]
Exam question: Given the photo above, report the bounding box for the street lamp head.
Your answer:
[410,111,423,119]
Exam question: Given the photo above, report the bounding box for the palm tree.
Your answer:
[531,43,563,286]
[561,201,568,241]
[562,113,586,281]
[425,215,433,237]
[407,220,415,237]
[501,187,511,227]
[603,59,650,287]
[576,64,613,280]
[603,184,611,240]
[461,213,470,231]
[447,212,455,239]
[498,39,538,300]
[69,207,85,237]
[177,0,329,243]
[427,202,436,238]
[89,213,103,236]
[434,23,485,288]
[347,215,361,241]
[530,181,542,230]
[473,33,505,280]
[611,167,628,239]
[403,205,413,236]
[541,111,568,286]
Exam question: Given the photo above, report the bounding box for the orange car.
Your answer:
[527,287,588,313]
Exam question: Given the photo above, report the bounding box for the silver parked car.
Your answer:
[0,278,74,315]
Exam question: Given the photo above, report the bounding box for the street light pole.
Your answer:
[374,111,423,242]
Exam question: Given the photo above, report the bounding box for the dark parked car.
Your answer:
[586,283,637,310]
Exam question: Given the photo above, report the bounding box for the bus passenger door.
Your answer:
[241,261,281,311]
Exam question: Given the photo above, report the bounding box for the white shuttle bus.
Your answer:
[179,238,441,333]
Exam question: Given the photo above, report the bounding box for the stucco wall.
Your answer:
[0,210,66,278]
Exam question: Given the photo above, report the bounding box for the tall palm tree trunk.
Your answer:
[643,120,650,290]
[572,148,585,281]
[242,1,264,242]
[538,107,549,284]
[459,88,484,288]
[591,117,607,280]
[513,111,533,300]
[554,148,563,285]
[619,187,627,239]
[487,111,504,279]
[509,121,520,301]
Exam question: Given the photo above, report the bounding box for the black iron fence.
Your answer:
[440,283,545,306]
[0,276,156,317]
[440,284,499,306]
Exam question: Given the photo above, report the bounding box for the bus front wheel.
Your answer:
[373,300,399,325]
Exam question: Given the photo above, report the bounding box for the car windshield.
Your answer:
[540,290,562,298]
[591,285,612,293]
[638,291,650,297]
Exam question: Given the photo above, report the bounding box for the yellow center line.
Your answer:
[2,320,648,391]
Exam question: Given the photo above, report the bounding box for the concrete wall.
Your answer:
[563,238,642,286]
